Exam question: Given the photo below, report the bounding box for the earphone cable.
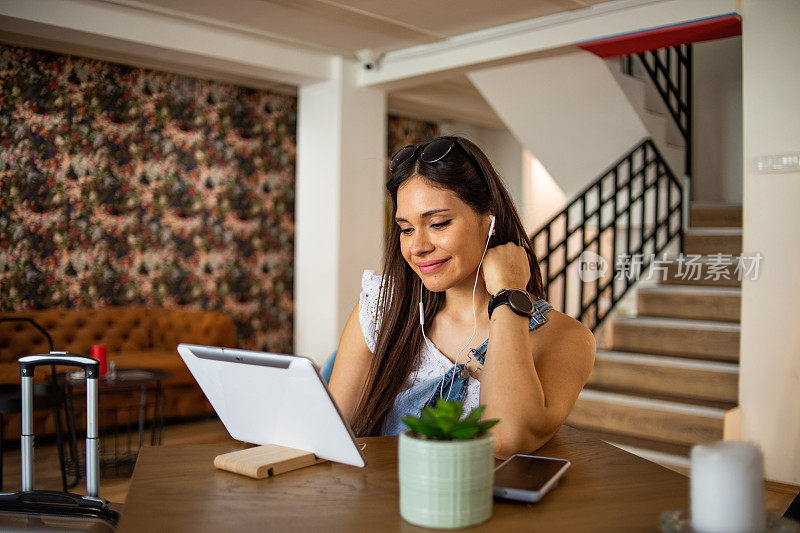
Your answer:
[441,229,492,401]
[419,283,438,354]
[417,217,495,402]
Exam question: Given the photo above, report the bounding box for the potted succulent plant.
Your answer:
[399,399,499,529]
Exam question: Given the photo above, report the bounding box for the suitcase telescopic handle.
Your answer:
[18,352,99,378]
[17,352,102,497]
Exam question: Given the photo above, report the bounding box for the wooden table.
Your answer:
[117,425,689,532]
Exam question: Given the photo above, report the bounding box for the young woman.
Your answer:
[329,136,595,459]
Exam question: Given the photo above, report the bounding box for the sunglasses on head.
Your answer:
[389,136,466,172]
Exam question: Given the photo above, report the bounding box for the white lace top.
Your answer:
[358,269,481,413]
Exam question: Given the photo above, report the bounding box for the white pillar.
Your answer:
[739,0,800,485]
[295,57,386,364]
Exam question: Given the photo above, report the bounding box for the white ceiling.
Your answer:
[106,0,614,126]
[4,1,743,130]
[0,0,616,128]
[112,0,614,57]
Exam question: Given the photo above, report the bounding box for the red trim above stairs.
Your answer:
[577,14,741,58]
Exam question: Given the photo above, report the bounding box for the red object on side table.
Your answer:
[91,344,108,376]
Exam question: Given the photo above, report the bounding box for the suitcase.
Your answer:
[0,352,120,528]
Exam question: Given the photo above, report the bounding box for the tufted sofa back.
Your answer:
[0,307,153,362]
[0,306,236,363]
[151,308,236,350]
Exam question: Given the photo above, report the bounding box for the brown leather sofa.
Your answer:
[0,306,236,438]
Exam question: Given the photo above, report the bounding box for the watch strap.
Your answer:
[488,288,534,319]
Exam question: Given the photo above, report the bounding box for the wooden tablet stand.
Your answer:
[214,444,327,479]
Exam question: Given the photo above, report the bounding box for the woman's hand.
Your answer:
[481,243,531,296]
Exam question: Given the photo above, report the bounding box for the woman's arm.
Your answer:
[480,243,596,459]
[328,302,374,425]
[480,309,595,459]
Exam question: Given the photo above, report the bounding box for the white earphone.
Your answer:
[419,214,495,400]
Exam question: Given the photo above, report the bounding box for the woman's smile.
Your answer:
[416,258,450,274]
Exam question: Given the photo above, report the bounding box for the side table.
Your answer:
[58,368,171,477]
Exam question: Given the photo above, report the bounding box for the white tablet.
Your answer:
[177,343,366,468]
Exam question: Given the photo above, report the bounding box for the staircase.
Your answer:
[606,55,687,179]
[567,203,743,470]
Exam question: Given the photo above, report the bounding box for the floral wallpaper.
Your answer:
[387,115,439,158]
[0,44,296,353]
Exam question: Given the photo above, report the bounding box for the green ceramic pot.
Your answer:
[398,430,494,529]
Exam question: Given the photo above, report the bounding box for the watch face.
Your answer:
[509,290,534,314]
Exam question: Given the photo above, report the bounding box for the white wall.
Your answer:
[468,48,649,201]
[521,150,566,234]
[739,0,800,485]
[438,121,525,214]
[482,128,524,212]
[295,57,386,364]
[692,36,743,203]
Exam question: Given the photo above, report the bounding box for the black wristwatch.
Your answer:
[488,288,534,319]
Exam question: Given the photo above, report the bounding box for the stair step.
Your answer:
[581,386,737,414]
[588,350,739,403]
[610,67,646,110]
[611,317,739,361]
[640,108,685,150]
[661,258,742,287]
[609,63,685,150]
[567,389,725,447]
[637,285,741,322]
[600,387,737,410]
[644,75,667,116]
[690,204,742,228]
[658,141,686,178]
[684,228,742,256]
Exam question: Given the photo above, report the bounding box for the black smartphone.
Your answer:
[493,454,571,503]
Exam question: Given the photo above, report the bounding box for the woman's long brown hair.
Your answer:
[350,136,545,436]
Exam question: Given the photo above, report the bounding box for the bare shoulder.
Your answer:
[531,309,596,363]
[537,309,590,335]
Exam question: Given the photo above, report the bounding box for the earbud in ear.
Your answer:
[488,215,496,236]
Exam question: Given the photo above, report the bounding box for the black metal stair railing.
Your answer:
[530,138,683,332]
[623,44,693,180]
